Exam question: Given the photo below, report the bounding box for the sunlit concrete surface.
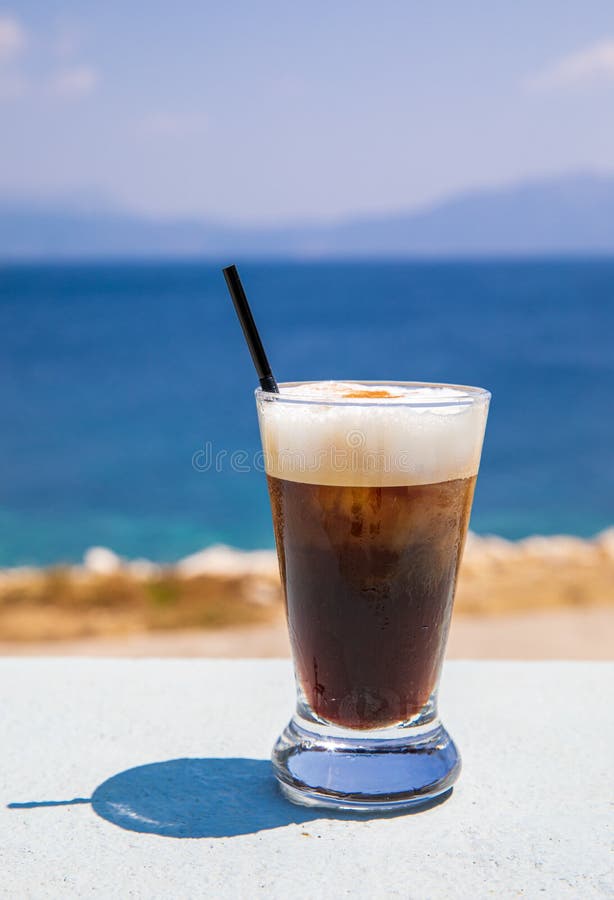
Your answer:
[1,660,612,898]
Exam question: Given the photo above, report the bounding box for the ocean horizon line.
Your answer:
[4,253,614,267]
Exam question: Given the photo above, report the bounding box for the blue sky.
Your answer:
[2,1,614,222]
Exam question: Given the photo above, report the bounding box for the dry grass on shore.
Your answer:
[0,530,612,643]
[0,570,279,642]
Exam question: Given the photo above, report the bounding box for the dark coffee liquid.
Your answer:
[267,475,476,730]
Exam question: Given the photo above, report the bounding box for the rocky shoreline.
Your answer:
[0,530,612,642]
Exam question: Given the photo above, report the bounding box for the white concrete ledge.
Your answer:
[1,660,612,898]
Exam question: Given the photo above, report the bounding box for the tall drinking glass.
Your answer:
[256,381,490,810]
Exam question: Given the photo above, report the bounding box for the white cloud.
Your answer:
[0,14,27,102]
[48,65,98,99]
[0,15,99,104]
[141,111,209,138]
[0,13,26,61]
[528,39,614,91]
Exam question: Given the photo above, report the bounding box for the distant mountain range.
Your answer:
[2,173,614,259]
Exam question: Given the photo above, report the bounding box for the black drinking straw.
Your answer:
[223,264,279,394]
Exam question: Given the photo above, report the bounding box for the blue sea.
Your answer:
[1,259,612,567]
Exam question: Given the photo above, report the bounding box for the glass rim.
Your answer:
[256,380,491,408]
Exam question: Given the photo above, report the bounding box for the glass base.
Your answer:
[272,716,461,812]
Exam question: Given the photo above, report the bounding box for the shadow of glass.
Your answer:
[9,757,452,838]
[94,757,311,837]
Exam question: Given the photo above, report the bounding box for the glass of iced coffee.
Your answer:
[256,381,490,810]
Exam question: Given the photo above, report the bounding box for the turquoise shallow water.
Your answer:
[1,259,612,566]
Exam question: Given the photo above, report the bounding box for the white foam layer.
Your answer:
[257,381,489,486]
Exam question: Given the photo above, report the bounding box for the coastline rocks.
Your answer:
[83,547,122,575]
[0,530,612,641]
[175,545,278,579]
[595,528,614,560]
[457,529,614,614]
